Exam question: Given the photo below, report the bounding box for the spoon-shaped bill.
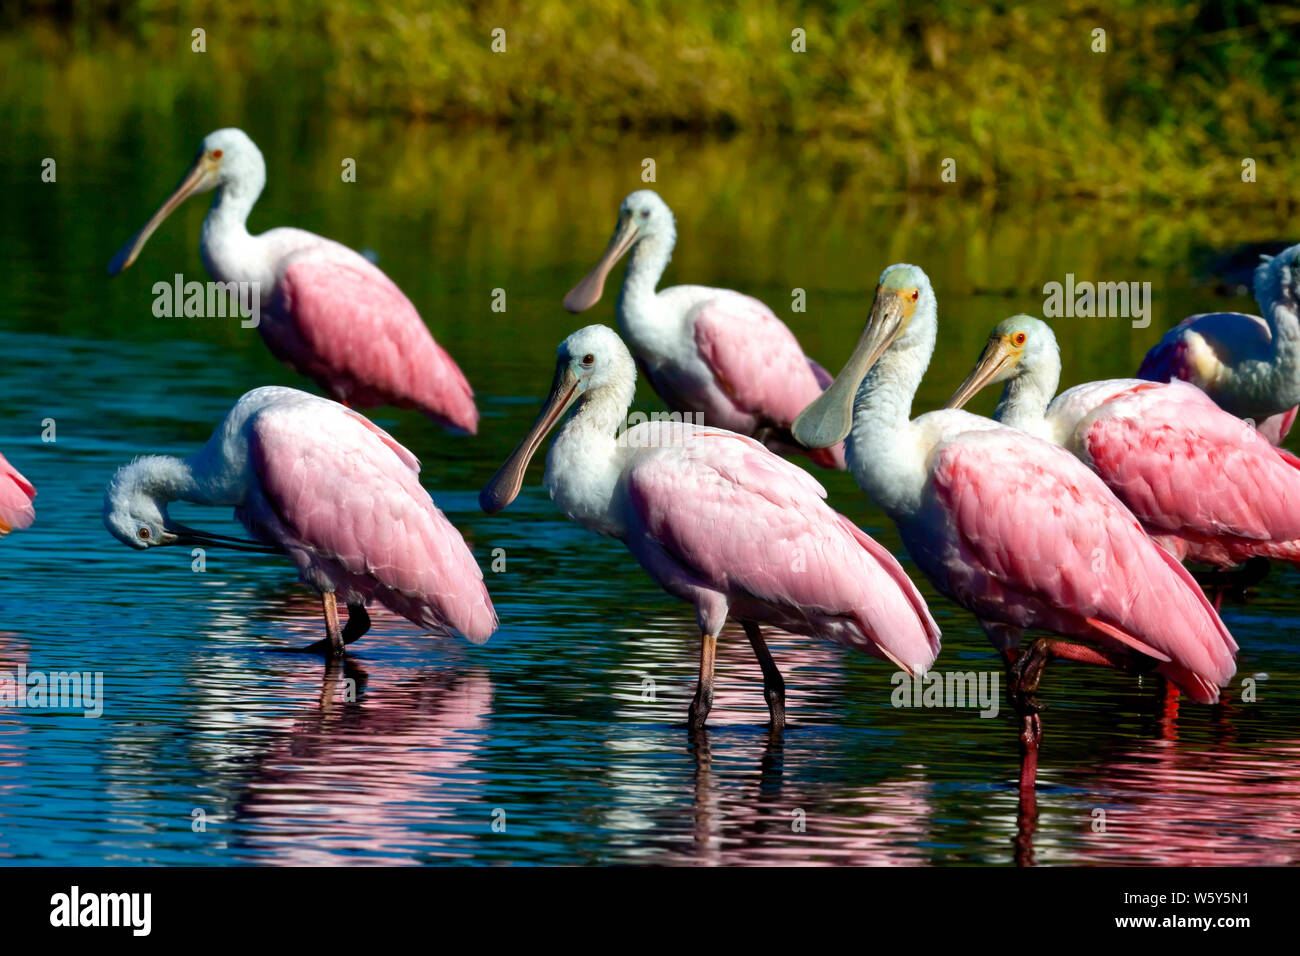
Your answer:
[793,290,911,449]
[480,361,583,513]
[108,155,215,276]
[562,217,639,313]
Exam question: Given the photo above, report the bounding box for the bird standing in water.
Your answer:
[563,189,846,468]
[947,315,1300,573]
[794,265,1237,791]
[481,324,940,731]
[104,387,496,657]
[109,128,478,433]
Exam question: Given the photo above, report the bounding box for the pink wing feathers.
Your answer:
[270,247,478,433]
[692,298,847,469]
[0,454,35,535]
[247,403,496,642]
[929,431,1236,703]
[1081,383,1300,557]
[621,425,939,674]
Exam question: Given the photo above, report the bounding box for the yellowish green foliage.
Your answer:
[3,1,1298,202]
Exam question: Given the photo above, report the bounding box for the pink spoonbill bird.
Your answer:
[562,190,846,469]
[0,453,35,536]
[1138,243,1300,444]
[947,315,1300,573]
[479,324,940,731]
[108,128,478,433]
[103,386,496,657]
[793,265,1237,789]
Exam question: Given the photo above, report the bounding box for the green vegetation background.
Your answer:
[5,0,1298,203]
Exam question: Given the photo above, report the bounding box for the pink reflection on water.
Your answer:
[1058,738,1300,866]
[213,656,493,866]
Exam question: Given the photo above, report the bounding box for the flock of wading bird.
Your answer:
[4,128,1300,793]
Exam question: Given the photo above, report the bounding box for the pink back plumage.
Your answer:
[268,245,478,433]
[1080,381,1300,549]
[620,424,939,674]
[0,453,35,535]
[690,298,847,469]
[246,401,496,642]
[928,430,1236,703]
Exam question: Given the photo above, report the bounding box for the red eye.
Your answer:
[910,290,919,302]
[212,149,223,159]
[1013,332,1027,346]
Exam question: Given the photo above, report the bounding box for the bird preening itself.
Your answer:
[107,128,479,434]
[479,324,940,731]
[794,264,1238,794]
[563,189,847,470]
[0,453,36,537]
[103,386,496,657]
[1138,242,1300,444]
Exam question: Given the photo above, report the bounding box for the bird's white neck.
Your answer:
[199,178,263,283]
[615,232,683,364]
[111,455,202,509]
[995,356,1060,434]
[846,308,937,518]
[544,379,636,536]
[617,233,674,312]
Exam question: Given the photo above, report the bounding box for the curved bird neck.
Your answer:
[618,233,674,313]
[111,455,202,509]
[545,378,636,535]
[1263,300,1300,406]
[199,175,264,281]
[1253,258,1300,404]
[996,354,1060,434]
[847,306,937,518]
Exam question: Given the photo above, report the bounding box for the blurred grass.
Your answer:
[2,0,1298,203]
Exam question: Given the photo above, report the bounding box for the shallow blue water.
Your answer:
[3,121,1300,866]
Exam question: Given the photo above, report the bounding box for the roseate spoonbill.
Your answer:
[793,264,1237,789]
[947,315,1300,571]
[107,128,478,434]
[479,324,940,730]
[1138,243,1300,444]
[0,453,35,536]
[103,386,496,657]
[562,190,846,470]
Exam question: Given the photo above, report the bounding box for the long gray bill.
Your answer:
[792,294,905,449]
[562,218,638,313]
[480,362,581,513]
[108,157,210,276]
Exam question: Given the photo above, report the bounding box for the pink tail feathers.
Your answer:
[0,455,36,534]
[418,341,479,434]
